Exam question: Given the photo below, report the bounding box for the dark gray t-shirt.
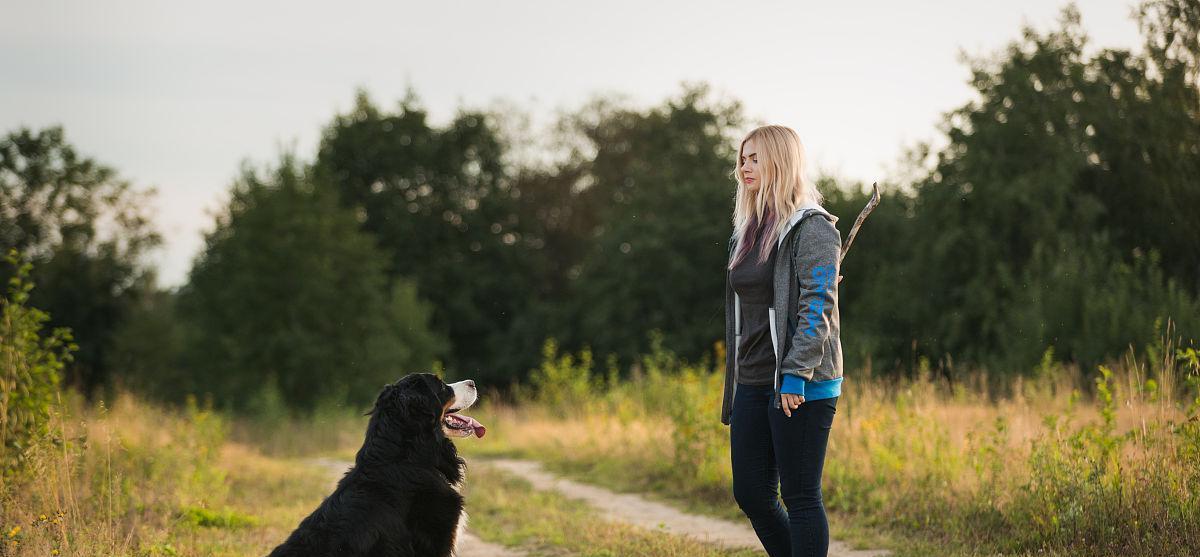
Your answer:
[729,236,778,386]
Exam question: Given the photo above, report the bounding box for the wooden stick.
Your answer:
[840,181,881,264]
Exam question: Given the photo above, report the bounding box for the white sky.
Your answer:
[1,0,1143,288]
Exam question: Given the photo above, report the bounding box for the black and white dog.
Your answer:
[267,373,486,557]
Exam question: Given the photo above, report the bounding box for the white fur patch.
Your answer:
[451,508,469,556]
[447,380,478,412]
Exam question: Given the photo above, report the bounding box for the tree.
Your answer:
[563,83,745,367]
[175,154,445,412]
[314,89,545,384]
[0,126,160,394]
[883,2,1200,374]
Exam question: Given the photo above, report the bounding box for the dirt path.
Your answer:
[309,458,525,557]
[478,458,891,557]
[309,456,890,557]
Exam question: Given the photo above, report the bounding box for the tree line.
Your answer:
[2,0,1196,413]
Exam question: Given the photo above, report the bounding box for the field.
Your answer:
[0,391,335,556]
[2,337,1198,556]
[449,338,1200,556]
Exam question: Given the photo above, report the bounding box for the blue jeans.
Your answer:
[730,383,838,557]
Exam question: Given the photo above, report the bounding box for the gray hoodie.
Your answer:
[721,205,844,425]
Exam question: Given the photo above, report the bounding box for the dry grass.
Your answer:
[0,391,332,556]
[3,334,1196,556]
[457,337,1200,556]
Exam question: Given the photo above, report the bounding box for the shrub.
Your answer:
[0,250,75,479]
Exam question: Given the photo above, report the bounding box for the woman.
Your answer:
[720,125,844,557]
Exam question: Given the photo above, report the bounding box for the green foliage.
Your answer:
[139,542,179,556]
[563,84,744,368]
[7,0,1197,407]
[654,356,727,494]
[0,126,160,394]
[1005,363,1199,554]
[821,180,922,374]
[176,505,257,529]
[174,154,446,413]
[313,89,540,384]
[105,288,184,402]
[1004,237,1200,373]
[830,1,1200,377]
[527,338,597,411]
[0,250,75,478]
[314,84,747,384]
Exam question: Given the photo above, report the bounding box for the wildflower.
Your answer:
[6,525,19,538]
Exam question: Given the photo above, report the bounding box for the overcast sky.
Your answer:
[1,0,1144,288]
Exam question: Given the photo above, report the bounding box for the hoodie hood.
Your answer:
[775,204,838,248]
[729,204,839,260]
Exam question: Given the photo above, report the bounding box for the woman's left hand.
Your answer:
[781,393,805,417]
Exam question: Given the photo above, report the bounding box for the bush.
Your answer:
[0,250,75,479]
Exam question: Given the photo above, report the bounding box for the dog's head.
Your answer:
[369,373,487,439]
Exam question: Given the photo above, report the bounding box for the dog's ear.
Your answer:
[364,382,395,416]
[366,374,446,436]
[393,380,441,428]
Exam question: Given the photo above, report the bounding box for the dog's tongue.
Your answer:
[461,415,486,438]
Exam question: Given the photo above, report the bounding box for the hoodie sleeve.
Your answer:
[779,215,841,381]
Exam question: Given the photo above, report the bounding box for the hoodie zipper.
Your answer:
[733,292,741,398]
[768,306,780,402]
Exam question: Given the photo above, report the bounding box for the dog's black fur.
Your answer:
[267,373,468,557]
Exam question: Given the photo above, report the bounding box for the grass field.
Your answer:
[0,390,762,557]
[456,337,1200,556]
[0,392,335,556]
[2,334,1197,556]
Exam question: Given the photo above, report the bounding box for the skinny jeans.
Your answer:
[729,383,838,557]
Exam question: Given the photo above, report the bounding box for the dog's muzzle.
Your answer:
[443,380,486,438]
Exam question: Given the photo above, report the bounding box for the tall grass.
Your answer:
[4,329,1194,555]
[224,381,369,458]
[0,391,333,556]
[461,326,1200,556]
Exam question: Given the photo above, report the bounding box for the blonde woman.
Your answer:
[720,125,844,557]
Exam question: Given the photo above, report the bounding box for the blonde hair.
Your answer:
[728,125,824,269]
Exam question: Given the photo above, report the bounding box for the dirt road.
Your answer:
[311,456,891,557]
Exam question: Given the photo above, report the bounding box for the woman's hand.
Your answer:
[781,393,805,417]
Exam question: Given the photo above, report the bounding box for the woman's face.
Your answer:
[740,137,760,192]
